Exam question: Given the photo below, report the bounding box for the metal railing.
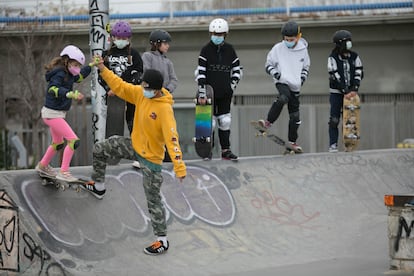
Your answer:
[0,1,412,29]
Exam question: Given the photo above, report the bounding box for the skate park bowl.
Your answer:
[0,148,414,275]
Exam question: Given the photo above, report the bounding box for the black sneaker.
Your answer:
[80,181,106,199]
[144,240,169,256]
[221,150,238,161]
[203,152,213,161]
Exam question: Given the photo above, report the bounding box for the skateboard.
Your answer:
[342,93,360,151]
[250,120,303,154]
[193,85,214,159]
[38,172,93,192]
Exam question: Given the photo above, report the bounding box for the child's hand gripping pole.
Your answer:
[89,55,103,67]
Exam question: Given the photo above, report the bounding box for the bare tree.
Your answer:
[5,31,65,166]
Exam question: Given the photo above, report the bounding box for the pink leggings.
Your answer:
[40,118,79,172]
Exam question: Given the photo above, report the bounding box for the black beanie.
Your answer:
[142,69,163,90]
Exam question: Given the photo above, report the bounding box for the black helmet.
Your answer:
[281,21,300,36]
[333,30,352,44]
[149,29,172,44]
[142,69,163,90]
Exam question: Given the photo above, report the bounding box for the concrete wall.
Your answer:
[1,15,414,163]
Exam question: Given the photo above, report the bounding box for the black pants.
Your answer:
[267,83,301,142]
[329,93,344,146]
[126,102,135,134]
[214,96,232,150]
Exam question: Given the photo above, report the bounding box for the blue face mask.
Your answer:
[284,40,296,48]
[143,89,156,99]
[211,35,224,45]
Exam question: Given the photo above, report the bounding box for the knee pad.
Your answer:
[329,117,340,128]
[217,113,231,131]
[51,141,64,151]
[277,94,289,105]
[289,111,301,125]
[67,139,80,150]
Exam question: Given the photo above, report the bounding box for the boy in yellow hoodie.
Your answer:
[83,56,186,256]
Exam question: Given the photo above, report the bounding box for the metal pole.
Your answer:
[89,0,109,143]
[286,0,290,16]
[169,0,173,19]
[60,0,63,27]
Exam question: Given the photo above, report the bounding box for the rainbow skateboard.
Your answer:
[193,85,214,159]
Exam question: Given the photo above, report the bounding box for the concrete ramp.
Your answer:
[1,149,414,275]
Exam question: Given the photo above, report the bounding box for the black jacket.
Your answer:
[197,41,241,99]
[98,46,144,92]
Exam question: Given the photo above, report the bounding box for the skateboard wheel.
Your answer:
[192,137,197,143]
[206,137,211,143]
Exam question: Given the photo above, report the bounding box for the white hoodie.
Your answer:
[265,37,310,92]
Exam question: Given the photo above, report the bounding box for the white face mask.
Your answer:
[113,39,129,49]
[346,40,352,50]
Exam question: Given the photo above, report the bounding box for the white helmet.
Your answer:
[209,18,229,33]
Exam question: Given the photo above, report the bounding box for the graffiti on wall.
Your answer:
[0,190,65,275]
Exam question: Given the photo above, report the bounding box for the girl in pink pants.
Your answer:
[36,45,91,182]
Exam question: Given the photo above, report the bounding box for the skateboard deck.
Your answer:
[342,93,360,151]
[193,85,214,159]
[38,172,93,192]
[105,95,125,165]
[250,120,303,154]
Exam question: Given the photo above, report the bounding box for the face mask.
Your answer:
[211,35,224,45]
[68,66,81,76]
[114,39,129,49]
[346,40,352,50]
[284,40,296,48]
[143,89,156,99]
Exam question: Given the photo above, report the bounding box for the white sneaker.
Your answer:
[329,144,338,153]
[56,171,78,182]
[132,161,141,169]
[35,162,57,177]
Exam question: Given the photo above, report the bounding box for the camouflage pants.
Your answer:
[92,135,167,236]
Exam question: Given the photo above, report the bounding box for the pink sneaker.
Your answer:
[288,142,303,152]
[258,119,272,129]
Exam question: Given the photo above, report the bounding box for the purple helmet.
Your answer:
[60,45,85,65]
[110,21,132,38]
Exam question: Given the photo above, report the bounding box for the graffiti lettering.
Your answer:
[394,216,414,252]
[89,0,109,144]
[23,233,50,273]
[250,190,320,228]
[22,233,65,275]
[0,191,19,272]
